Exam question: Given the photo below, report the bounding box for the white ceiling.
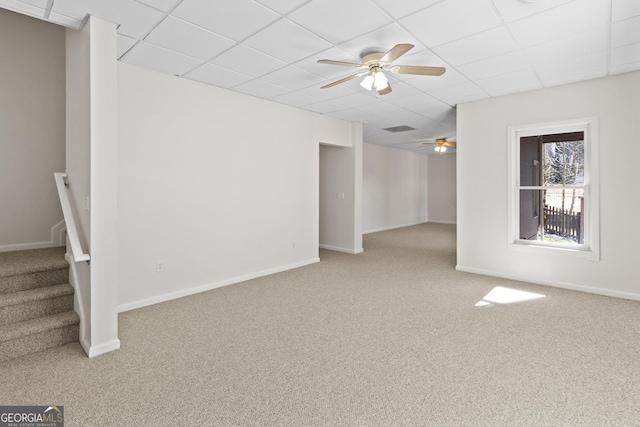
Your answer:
[3,0,640,154]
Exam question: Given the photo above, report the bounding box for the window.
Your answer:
[508,118,599,260]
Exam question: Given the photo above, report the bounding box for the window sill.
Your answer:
[509,240,599,261]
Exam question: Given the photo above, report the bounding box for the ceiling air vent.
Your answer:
[382,125,416,133]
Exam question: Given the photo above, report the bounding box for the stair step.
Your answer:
[0,284,74,326]
[0,311,79,362]
[0,247,68,294]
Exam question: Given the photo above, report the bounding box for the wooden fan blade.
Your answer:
[390,65,446,76]
[443,141,457,147]
[317,59,364,68]
[380,44,414,63]
[377,82,392,96]
[320,72,367,89]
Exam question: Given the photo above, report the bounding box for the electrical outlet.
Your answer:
[156,261,165,273]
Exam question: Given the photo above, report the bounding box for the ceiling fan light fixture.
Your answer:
[374,71,389,90]
[435,145,447,153]
[360,74,374,90]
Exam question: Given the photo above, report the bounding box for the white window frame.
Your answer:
[507,117,599,261]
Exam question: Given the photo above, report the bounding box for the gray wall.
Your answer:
[0,8,66,250]
[427,154,456,224]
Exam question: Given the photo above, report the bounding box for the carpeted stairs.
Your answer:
[0,247,79,362]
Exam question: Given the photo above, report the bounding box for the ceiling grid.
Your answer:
[2,0,636,153]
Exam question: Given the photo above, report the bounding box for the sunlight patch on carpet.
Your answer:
[476,286,545,306]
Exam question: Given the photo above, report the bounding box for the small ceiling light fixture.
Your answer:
[360,74,374,90]
[435,145,447,153]
[360,68,389,91]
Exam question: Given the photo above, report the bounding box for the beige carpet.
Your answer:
[2,223,639,426]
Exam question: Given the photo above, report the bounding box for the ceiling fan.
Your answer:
[317,43,445,95]
[424,138,456,154]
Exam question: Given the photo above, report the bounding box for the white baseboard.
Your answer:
[319,244,363,254]
[363,220,427,235]
[455,265,640,302]
[117,257,321,313]
[427,220,457,225]
[83,338,121,358]
[0,220,66,252]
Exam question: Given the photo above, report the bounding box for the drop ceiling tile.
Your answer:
[261,65,326,91]
[412,101,458,122]
[0,0,45,17]
[270,91,322,108]
[47,0,84,21]
[612,0,640,22]
[394,48,446,67]
[374,0,442,19]
[359,113,398,128]
[17,0,46,8]
[121,41,203,76]
[491,0,575,23]
[474,68,542,97]
[145,17,236,61]
[610,42,640,68]
[243,18,332,63]
[172,0,280,41]
[399,0,501,47]
[612,16,640,48]
[296,47,361,79]
[372,108,430,127]
[183,63,253,88]
[386,93,440,109]
[523,27,607,66]
[357,101,406,117]
[457,50,531,81]
[54,0,165,38]
[233,79,290,99]
[411,124,455,140]
[303,100,346,114]
[536,51,607,87]
[135,0,177,12]
[287,0,392,45]
[428,81,488,105]
[49,11,84,28]
[117,34,138,58]
[254,0,310,15]
[209,44,287,77]
[507,0,608,48]
[337,23,427,60]
[332,91,381,109]
[329,110,390,126]
[433,26,519,67]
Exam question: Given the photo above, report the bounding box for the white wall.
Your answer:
[0,8,65,251]
[362,143,428,234]
[457,71,640,300]
[66,16,120,357]
[117,63,356,310]
[427,154,456,224]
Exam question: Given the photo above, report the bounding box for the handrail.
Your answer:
[54,172,90,262]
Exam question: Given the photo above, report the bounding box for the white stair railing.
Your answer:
[54,172,90,262]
